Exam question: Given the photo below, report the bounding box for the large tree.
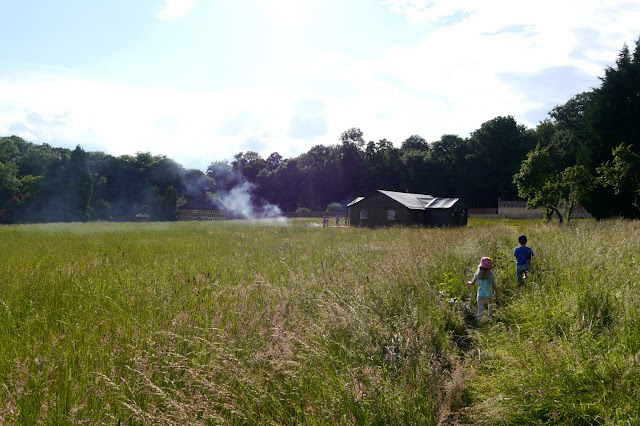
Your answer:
[338,128,365,201]
[598,143,640,215]
[466,116,536,206]
[296,145,340,210]
[514,145,566,221]
[363,139,402,193]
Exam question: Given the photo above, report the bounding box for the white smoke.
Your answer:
[216,181,291,226]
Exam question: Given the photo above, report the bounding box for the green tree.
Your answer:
[547,92,596,168]
[163,185,178,220]
[91,198,112,221]
[0,161,22,208]
[426,134,470,198]
[17,143,62,176]
[232,151,267,183]
[466,116,536,205]
[271,159,303,212]
[266,152,283,171]
[589,40,640,167]
[66,145,94,221]
[326,202,345,212]
[363,139,402,192]
[0,136,25,163]
[546,39,640,218]
[297,144,340,210]
[181,169,215,200]
[597,143,640,215]
[147,155,183,195]
[207,160,238,192]
[147,186,162,220]
[338,128,365,200]
[514,145,566,222]
[147,186,178,221]
[400,134,429,152]
[558,165,592,222]
[399,149,429,193]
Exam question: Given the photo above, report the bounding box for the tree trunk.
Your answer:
[552,207,564,223]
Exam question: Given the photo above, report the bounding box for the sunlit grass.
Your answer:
[0,219,638,424]
[463,220,640,424]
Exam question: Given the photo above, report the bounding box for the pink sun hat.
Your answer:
[478,257,493,269]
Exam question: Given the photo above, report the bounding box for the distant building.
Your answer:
[468,199,592,219]
[347,190,467,227]
[178,198,230,221]
[498,200,542,219]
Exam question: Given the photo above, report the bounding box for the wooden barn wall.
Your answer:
[423,201,467,227]
[424,209,453,226]
[349,206,409,227]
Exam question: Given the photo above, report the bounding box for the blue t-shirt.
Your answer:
[514,246,533,266]
[474,272,495,298]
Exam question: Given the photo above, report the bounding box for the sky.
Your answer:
[1,0,640,171]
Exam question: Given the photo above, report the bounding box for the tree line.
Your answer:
[1,38,639,223]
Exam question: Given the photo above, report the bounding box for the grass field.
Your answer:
[1,218,639,424]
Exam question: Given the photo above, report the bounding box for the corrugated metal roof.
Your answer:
[424,197,460,209]
[379,190,434,210]
[350,190,460,210]
[347,197,365,207]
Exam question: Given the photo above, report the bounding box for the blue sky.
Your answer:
[1,0,640,171]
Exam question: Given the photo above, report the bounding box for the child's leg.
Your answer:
[522,264,529,280]
[477,296,486,320]
[516,265,525,285]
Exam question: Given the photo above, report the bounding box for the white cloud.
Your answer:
[382,0,640,75]
[257,0,322,29]
[0,72,321,170]
[352,0,640,132]
[157,0,195,21]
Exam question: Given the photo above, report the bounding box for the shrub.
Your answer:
[326,202,345,212]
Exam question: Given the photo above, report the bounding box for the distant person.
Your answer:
[468,257,497,321]
[513,234,533,286]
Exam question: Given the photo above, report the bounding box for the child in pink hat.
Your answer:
[467,257,498,321]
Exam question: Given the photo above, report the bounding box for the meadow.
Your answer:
[1,218,639,424]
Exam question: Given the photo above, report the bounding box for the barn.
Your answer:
[178,198,230,221]
[347,190,467,227]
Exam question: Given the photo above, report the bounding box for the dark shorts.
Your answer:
[516,264,530,282]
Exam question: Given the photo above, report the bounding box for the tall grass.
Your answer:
[0,219,638,424]
[464,220,640,425]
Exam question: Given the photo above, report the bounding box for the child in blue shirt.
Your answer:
[513,234,533,286]
[468,257,497,321]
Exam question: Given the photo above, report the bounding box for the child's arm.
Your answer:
[492,278,498,299]
[467,278,477,287]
